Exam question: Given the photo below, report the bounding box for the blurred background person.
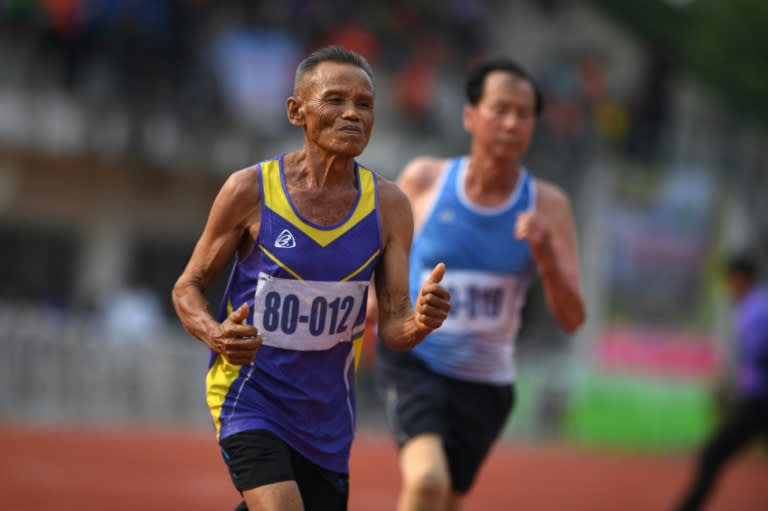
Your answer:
[375,58,585,511]
[675,253,768,511]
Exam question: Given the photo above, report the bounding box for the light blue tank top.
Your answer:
[410,156,536,384]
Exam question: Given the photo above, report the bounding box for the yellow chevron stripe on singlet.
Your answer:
[206,298,241,439]
[261,159,376,247]
[341,249,380,282]
[258,244,304,281]
[352,334,364,371]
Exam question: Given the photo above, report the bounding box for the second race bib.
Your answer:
[423,269,526,337]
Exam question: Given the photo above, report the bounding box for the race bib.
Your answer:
[253,273,367,351]
[423,270,524,337]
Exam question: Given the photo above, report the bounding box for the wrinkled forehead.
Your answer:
[480,70,535,106]
[297,61,375,97]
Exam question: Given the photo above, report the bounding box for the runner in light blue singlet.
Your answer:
[410,156,536,385]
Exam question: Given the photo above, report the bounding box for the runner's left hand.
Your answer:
[414,263,451,333]
[515,211,552,254]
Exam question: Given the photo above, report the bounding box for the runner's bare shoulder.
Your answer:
[398,157,448,198]
[532,177,571,215]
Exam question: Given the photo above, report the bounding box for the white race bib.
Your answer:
[424,269,525,337]
[253,273,367,351]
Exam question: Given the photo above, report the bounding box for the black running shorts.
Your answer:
[376,342,515,493]
[219,429,348,511]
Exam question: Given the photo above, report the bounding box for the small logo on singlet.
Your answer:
[438,209,455,223]
[274,229,296,248]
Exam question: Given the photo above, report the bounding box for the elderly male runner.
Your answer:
[172,46,451,511]
[375,58,586,511]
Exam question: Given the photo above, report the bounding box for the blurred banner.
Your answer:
[566,167,724,448]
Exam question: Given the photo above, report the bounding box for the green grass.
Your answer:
[564,374,715,450]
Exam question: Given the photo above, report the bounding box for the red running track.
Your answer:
[1,423,766,511]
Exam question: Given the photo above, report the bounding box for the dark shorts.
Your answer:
[219,429,348,511]
[375,343,515,493]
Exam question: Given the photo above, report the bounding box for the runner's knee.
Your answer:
[403,466,451,501]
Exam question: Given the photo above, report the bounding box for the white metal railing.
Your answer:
[0,302,212,426]
[0,301,573,439]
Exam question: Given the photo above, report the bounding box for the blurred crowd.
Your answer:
[0,0,496,133]
[0,0,669,174]
[0,0,687,332]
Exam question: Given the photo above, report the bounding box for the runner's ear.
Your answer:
[287,96,305,127]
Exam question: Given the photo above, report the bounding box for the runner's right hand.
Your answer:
[211,304,262,365]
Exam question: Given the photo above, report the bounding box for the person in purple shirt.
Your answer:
[675,253,768,511]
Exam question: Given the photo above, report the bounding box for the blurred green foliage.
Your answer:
[593,0,768,126]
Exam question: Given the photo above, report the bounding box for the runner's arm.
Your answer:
[374,179,450,350]
[172,167,262,363]
[517,181,585,333]
[366,157,445,331]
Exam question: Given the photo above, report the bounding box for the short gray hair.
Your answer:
[294,45,375,92]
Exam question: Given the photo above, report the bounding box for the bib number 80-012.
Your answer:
[262,292,355,337]
[253,272,367,351]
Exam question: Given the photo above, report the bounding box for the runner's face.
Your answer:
[294,62,375,157]
[725,273,749,301]
[464,71,536,160]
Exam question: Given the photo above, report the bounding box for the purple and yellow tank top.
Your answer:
[207,156,382,473]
